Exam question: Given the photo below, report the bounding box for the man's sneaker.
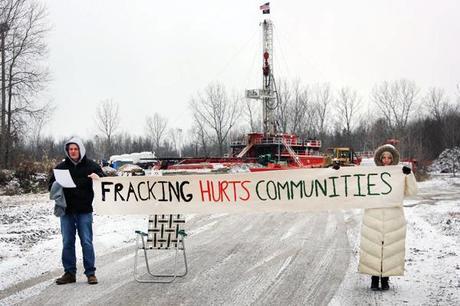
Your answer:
[56,272,76,285]
[87,274,98,285]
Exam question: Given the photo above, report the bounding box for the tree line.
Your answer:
[184,80,460,165]
[5,79,459,171]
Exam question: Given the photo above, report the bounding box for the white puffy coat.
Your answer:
[358,173,417,277]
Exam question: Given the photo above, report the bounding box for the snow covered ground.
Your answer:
[0,174,459,305]
[331,174,460,305]
[0,195,146,292]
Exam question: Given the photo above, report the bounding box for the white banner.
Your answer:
[93,165,406,215]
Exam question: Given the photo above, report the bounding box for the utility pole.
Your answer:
[177,128,183,158]
[0,22,9,169]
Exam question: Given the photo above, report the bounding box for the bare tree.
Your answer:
[275,79,291,133]
[423,87,450,122]
[313,83,332,136]
[244,98,261,132]
[145,112,168,154]
[28,104,53,158]
[0,0,51,168]
[423,87,460,149]
[191,116,210,157]
[372,79,419,136]
[336,87,361,137]
[274,79,313,136]
[161,127,185,157]
[189,83,240,156]
[95,99,120,157]
[288,80,310,135]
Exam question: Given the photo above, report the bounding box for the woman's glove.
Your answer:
[332,162,340,170]
[402,166,411,175]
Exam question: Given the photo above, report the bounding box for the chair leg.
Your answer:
[134,234,188,283]
[134,233,163,283]
[142,248,178,283]
[134,234,143,282]
[177,238,188,277]
[146,238,187,278]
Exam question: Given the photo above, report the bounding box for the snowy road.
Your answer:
[1,174,459,305]
[8,212,350,305]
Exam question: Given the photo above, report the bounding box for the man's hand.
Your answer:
[402,166,411,175]
[88,173,100,180]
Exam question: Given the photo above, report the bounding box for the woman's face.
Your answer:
[381,151,393,166]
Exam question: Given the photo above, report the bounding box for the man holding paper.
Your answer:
[48,137,104,285]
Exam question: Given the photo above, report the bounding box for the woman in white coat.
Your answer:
[358,144,417,291]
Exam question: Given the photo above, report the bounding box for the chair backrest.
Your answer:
[146,214,185,249]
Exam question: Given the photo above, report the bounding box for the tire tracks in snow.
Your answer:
[11,213,352,305]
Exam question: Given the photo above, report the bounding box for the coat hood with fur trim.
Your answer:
[374,144,400,166]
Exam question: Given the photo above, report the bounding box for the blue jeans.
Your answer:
[60,213,96,276]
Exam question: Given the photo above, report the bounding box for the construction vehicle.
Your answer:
[324,147,361,167]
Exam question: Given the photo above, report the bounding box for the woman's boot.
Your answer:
[381,277,389,290]
[371,276,379,291]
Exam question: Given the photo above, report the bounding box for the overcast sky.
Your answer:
[44,0,460,140]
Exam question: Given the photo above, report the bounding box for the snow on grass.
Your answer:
[0,194,147,291]
[0,194,60,290]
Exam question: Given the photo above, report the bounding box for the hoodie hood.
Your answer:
[64,137,86,164]
[374,144,400,166]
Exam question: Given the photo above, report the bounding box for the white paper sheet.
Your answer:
[53,169,76,188]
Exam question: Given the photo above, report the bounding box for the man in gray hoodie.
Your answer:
[48,137,104,285]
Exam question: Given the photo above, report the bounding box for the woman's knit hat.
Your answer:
[374,144,400,166]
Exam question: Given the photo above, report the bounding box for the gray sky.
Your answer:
[44,0,460,139]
